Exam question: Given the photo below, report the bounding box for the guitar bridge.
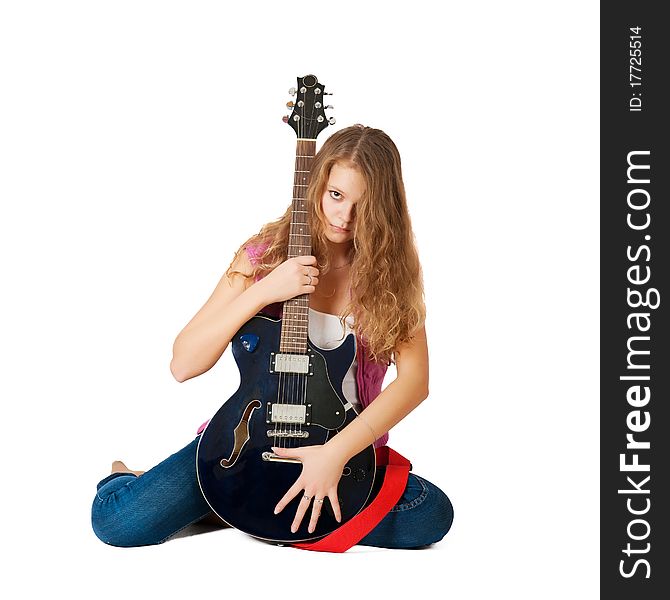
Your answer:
[267,429,309,438]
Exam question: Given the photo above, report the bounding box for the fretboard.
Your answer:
[279,139,316,354]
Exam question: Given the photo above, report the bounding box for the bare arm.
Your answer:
[170,250,265,382]
[170,249,321,382]
[323,325,430,461]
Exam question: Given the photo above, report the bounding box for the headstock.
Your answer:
[283,74,335,140]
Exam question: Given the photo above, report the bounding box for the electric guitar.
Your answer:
[196,75,377,543]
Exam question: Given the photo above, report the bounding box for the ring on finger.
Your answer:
[314,498,324,505]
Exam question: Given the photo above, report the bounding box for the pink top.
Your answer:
[197,241,389,448]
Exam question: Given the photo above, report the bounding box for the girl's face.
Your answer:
[320,161,365,245]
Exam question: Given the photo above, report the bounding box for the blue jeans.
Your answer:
[91,436,454,549]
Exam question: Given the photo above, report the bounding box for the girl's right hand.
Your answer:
[256,255,320,304]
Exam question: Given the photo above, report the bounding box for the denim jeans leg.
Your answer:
[358,472,454,549]
[91,436,212,547]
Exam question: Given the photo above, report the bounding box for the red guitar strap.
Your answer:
[292,446,411,553]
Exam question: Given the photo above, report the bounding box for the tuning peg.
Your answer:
[325,105,334,110]
[328,116,336,125]
[286,101,294,108]
[324,91,333,95]
[282,115,290,123]
[288,87,297,96]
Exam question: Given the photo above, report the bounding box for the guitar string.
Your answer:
[297,96,319,453]
[294,114,306,448]
[277,95,319,457]
[292,136,304,447]
[303,88,322,451]
[299,97,317,448]
[284,131,305,450]
[276,124,298,452]
[289,136,307,448]
[297,140,307,447]
[277,135,298,450]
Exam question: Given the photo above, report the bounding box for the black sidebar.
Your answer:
[601,3,669,597]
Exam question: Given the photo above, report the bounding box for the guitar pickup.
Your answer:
[270,353,313,374]
[266,403,311,425]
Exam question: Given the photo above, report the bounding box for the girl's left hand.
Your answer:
[272,444,346,533]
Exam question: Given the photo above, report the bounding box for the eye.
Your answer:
[329,190,342,200]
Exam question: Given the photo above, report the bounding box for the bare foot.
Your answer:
[111,460,145,476]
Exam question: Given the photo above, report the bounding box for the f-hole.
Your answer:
[219,400,262,468]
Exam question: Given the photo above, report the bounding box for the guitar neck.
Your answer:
[279,138,316,354]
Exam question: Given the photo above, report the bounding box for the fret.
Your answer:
[279,139,316,348]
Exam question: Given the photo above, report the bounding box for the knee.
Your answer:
[91,499,147,547]
[429,485,454,544]
[91,491,162,548]
[91,475,151,547]
[412,479,453,547]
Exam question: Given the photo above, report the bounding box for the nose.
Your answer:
[340,203,355,226]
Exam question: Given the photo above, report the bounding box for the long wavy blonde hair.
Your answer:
[226,125,426,365]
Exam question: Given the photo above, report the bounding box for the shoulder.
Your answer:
[245,238,271,264]
[394,325,428,367]
[225,240,259,286]
[230,247,254,274]
[391,325,429,393]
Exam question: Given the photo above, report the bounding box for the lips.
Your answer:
[330,224,350,233]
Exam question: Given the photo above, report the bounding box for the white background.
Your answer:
[0,1,599,598]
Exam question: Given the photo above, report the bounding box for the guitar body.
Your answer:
[196,314,377,543]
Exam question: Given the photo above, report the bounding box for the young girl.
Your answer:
[91,125,454,549]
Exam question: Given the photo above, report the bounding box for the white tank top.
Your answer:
[308,308,360,409]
